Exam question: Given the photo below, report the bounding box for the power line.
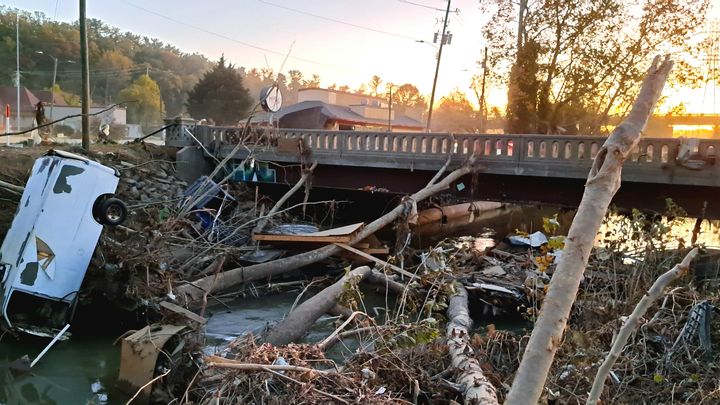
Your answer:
[398,0,457,14]
[257,0,417,41]
[118,0,370,75]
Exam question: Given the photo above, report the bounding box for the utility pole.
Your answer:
[479,47,488,133]
[425,0,452,132]
[16,12,20,131]
[80,0,90,150]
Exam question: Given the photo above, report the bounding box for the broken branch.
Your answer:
[177,155,478,302]
[586,247,698,405]
[253,161,318,234]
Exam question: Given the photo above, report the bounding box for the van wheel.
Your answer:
[98,197,127,226]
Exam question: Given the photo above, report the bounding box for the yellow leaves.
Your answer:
[535,254,554,273]
[543,214,560,235]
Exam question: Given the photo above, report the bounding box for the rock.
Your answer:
[122,177,137,185]
[128,186,140,199]
[481,266,506,277]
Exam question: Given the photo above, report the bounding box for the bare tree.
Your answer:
[505,56,674,404]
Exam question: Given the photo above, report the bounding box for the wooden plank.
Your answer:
[253,223,365,243]
[334,243,418,280]
[160,301,207,325]
[302,223,364,237]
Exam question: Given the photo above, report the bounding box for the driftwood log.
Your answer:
[264,266,371,346]
[446,284,498,404]
[505,56,674,404]
[177,156,478,303]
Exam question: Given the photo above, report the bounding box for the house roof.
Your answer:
[253,100,424,130]
[299,87,387,103]
[0,86,41,112]
[32,90,68,106]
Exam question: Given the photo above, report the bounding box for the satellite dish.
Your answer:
[260,85,283,113]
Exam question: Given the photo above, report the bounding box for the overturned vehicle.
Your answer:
[0,150,126,338]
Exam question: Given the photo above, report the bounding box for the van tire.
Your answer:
[98,197,127,226]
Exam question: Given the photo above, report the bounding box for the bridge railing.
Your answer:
[167,122,718,171]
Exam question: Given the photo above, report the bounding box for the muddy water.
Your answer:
[1,203,719,404]
[0,292,389,404]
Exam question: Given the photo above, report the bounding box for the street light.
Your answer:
[35,51,75,135]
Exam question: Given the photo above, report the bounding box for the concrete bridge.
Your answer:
[166,120,720,218]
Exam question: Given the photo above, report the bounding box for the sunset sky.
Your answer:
[4,0,720,113]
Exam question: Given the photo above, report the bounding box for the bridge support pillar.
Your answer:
[176,146,212,184]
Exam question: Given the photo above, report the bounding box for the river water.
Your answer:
[2,203,719,404]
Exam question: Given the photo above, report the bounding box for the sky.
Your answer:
[5,0,503,105]
[4,0,720,113]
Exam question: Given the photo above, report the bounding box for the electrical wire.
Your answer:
[118,0,370,74]
[398,0,449,13]
[257,0,417,41]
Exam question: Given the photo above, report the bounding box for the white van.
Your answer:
[0,150,127,338]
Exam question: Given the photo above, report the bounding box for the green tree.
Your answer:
[97,50,133,104]
[186,56,252,125]
[506,40,539,134]
[480,0,710,134]
[118,74,162,130]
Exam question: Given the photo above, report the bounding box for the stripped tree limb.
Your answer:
[253,161,318,234]
[264,266,372,346]
[427,145,453,187]
[0,179,24,195]
[586,248,698,405]
[177,155,478,302]
[505,56,674,404]
[316,311,369,351]
[446,284,498,405]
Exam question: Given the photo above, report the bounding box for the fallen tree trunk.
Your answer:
[253,161,317,234]
[446,284,498,405]
[264,266,371,346]
[505,56,674,404]
[365,269,410,296]
[586,248,698,405]
[415,201,503,226]
[177,156,478,303]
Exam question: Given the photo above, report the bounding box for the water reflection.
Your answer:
[0,337,119,404]
[414,203,720,249]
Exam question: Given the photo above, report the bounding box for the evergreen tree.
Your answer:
[118,74,163,130]
[506,40,539,134]
[186,56,252,125]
